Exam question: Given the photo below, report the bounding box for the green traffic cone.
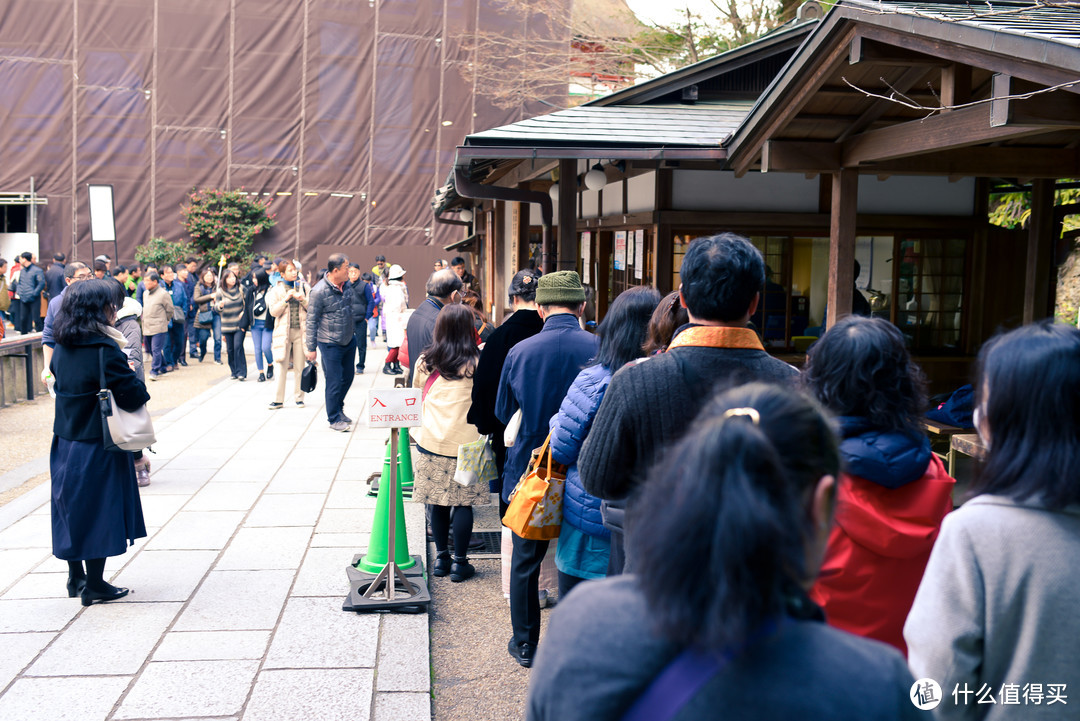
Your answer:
[357,432,416,574]
[397,428,414,489]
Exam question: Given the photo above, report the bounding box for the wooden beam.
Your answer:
[827,168,858,328]
[731,26,858,176]
[940,64,972,111]
[863,147,1080,178]
[857,25,1080,98]
[849,36,948,67]
[835,65,933,143]
[843,102,1068,166]
[1023,178,1056,323]
[763,140,840,172]
[557,158,577,272]
[991,74,1080,127]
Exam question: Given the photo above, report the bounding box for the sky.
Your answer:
[624,0,727,27]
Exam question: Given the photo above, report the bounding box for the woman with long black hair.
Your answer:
[50,279,150,605]
[411,304,488,582]
[906,322,1080,718]
[529,383,919,721]
[248,268,274,382]
[216,268,249,380]
[192,268,222,364]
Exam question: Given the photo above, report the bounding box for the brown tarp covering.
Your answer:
[0,0,567,265]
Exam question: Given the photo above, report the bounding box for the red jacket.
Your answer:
[811,453,955,655]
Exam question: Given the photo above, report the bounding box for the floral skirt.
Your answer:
[411,447,491,507]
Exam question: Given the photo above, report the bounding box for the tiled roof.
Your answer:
[855,0,1080,48]
[465,102,754,148]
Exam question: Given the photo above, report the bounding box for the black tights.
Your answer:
[428,505,473,559]
[68,558,117,593]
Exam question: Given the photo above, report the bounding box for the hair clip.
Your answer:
[722,408,760,425]
[522,276,532,284]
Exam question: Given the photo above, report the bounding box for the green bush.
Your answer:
[181,188,276,266]
[134,236,193,269]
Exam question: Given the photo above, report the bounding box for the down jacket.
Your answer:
[549,364,611,539]
[810,416,955,655]
[267,281,308,362]
[305,277,354,350]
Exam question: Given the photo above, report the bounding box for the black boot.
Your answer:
[266,364,274,380]
[432,551,452,577]
[450,556,475,582]
[66,560,86,598]
[391,361,404,375]
[383,362,396,375]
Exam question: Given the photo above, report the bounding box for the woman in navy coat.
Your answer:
[50,279,151,605]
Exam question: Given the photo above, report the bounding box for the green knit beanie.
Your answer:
[535,270,586,305]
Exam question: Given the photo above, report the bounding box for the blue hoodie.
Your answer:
[837,416,932,489]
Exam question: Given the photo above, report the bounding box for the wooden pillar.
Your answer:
[654,169,673,293]
[492,203,506,324]
[557,158,578,272]
[1023,178,1055,323]
[826,168,858,329]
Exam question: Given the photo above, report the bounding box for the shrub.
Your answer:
[180,188,276,266]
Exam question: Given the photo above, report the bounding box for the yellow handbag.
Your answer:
[502,433,566,541]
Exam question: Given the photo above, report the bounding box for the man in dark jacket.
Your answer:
[305,253,355,431]
[45,252,66,299]
[579,233,798,574]
[15,252,46,333]
[496,270,598,669]
[403,268,463,385]
[468,269,543,497]
[347,263,375,374]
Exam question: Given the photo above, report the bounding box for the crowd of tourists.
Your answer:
[27,233,1079,719]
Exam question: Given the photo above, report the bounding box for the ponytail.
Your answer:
[629,383,839,652]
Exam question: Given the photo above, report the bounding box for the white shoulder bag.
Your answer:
[98,347,156,452]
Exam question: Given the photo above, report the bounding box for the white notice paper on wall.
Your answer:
[614,231,626,271]
[367,389,423,428]
[581,231,591,284]
[634,229,644,279]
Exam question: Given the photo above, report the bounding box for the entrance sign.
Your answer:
[367,389,422,428]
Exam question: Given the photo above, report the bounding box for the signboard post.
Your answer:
[344,388,431,613]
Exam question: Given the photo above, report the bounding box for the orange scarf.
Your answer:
[666,326,764,352]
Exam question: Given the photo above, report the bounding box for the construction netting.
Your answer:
[0,0,565,274]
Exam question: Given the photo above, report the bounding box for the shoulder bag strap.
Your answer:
[621,649,724,721]
[422,369,441,403]
[98,346,107,389]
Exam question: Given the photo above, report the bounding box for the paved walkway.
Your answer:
[0,348,431,721]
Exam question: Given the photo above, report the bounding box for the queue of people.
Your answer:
[31,238,1079,721]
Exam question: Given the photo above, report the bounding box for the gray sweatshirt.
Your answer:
[905,494,1080,720]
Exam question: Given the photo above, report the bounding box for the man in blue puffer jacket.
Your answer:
[548,286,661,597]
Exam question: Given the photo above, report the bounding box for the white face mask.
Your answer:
[973,405,991,450]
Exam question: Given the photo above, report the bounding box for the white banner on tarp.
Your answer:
[614,231,626,271]
[367,388,422,428]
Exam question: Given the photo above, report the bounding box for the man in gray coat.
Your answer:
[305,253,355,431]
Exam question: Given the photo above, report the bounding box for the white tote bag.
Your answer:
[98,348,156,452]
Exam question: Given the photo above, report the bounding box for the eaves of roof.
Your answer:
[725,0,1080,162]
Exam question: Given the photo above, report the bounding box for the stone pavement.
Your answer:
[0,349,432,721]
